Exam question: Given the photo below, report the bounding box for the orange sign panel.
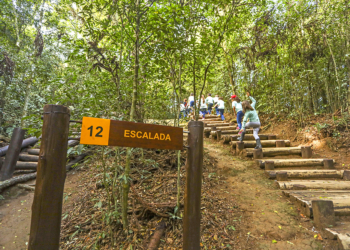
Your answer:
[80,117,111,146]
[80,118,183,150]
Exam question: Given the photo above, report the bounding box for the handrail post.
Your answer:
[0,127,25,181]
[183,121,204,250]
[28,105,70,250]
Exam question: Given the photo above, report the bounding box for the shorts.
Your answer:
[190,101,195,107]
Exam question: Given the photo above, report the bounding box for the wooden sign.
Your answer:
[80,117,183,150]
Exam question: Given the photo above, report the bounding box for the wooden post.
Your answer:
[275,140,285,148]
[0,128,25,181]
[343,170,350,180]
[276,171,288,181]
[301,146,312,158]
[216,130,221,141]
[253,149,263,159]
[184,121,203,250]
[323,159,335,169]
[28,105,70,250]
[236,142,244,154]
[311,200,335,228]
[211,127,217,141]
[265,161,275,170]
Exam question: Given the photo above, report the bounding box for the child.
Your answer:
[231,95,244,130]
[183,98,188,117]
[213,97,225,121]
[238,92,261,149]
[199,95,207,119]
[205,93,214,114]
[188,93,195,110]
[179,103,186,119]
[213,94,219,115]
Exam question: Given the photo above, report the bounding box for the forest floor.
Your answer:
[1,112,348,249]
[0,139,338,250]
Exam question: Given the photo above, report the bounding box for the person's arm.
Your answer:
[249,96,256,108]
[232,106,236,114]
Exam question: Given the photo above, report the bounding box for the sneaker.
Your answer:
[236,127,240,130]
[238,131,242,134]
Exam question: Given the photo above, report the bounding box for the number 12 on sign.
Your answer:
[80,117,110,145]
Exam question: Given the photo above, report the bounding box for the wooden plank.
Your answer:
[109,120,183,150]
[16,161,38,170]
[244,147,302,157]
[277,180,350,190]
[325,223,350,248]
[230,140,290,148]
[19,154,39,162]
[255,158,334,169]
[231,134,270,141]
[284,190,350,218]
[205,123,230,127]
[28,149,40,155]
[265,170,343,179]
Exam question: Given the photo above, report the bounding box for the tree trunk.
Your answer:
[122,0,140,230]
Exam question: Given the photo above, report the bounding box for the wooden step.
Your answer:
[244,147,302,157]
[325,222,350,247]
[283,190,350,217]
[210,129,254,139]
[202,118,222,122]
[205,126,239,133]
[205,123,230,127]
[266,170,343,180]
[28,148,40,155]
[256,158,335,169]
[15,161,38,170]
[230,140,290,148]
[19,153,39,162]
[231,134,274,141]
[276,180,350,190]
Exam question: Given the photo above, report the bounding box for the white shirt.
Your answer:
[217,100,225,109]
[180,104,185,111]
[189,96,194,102]
[206,96,214,104]
[232,101,243,112]
[213,97,219,103]
[200,99,207,109]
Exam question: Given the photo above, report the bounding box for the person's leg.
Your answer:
[219,109,225,121]
[246,122,261,149]
[237,111,244,129]
[208,104,212,114]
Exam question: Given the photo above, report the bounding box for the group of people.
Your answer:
[179,91,262,149]
[179,93,226,121]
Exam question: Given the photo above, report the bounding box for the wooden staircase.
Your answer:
[196,118,350,249]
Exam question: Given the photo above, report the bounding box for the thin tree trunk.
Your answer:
[122,0,140,230]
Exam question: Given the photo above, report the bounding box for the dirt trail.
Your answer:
[0,171,80,250]
[204,140,337,249]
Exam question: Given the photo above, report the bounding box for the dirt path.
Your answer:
[204,140,337,249]
[0,171,81,250]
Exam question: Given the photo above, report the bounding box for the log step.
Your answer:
[256,158,336,169]
[231,134,277,141]
[276,180,350,190]
[266,170,343,180]
[19,153,39,162]
[325,222,350,247]
[203,119,223,122]
[205,123,230,127]
[230,140,290,148]
[28,149,40,155]
[204,126,239,132]
[244,147,302,157]
[16,161,38,170]
[283,190,350,218]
